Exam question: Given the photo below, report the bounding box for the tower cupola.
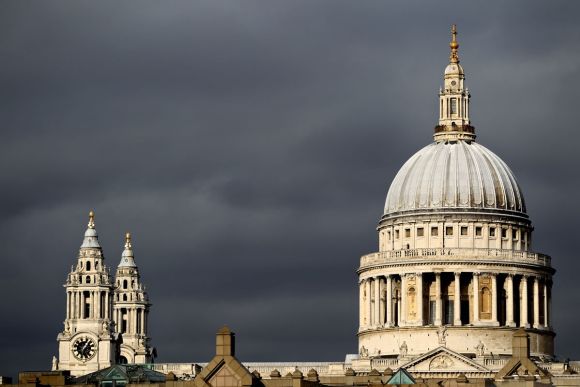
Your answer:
[435,25,473,142]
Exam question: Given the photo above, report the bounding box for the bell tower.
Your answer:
[56,211,117,376]
[113,232,153,364]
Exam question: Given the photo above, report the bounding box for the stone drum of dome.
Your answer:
[357,25,554,363]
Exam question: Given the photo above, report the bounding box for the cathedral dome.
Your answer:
[384,140,526,217]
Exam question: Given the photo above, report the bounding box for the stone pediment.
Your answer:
[401,347,490,373]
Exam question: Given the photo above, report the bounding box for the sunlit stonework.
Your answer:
[56,212,153,376]
[357,24,554,360]
[45,26,580,387]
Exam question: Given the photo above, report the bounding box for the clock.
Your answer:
[72,336,97,361]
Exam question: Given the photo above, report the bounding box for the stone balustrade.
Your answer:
[360,248,551,269]
[370,358,400,368]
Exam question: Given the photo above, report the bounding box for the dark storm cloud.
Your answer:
[1,0,580,378]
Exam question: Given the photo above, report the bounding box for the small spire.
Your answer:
[125,232,132,249]
[119,231,137,268]
[88,210,95,229]
[449,24,459,63]
[81,210,100,248]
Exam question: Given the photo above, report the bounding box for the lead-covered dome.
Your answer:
[384,140,526,217]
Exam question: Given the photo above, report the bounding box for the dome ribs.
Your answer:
[383,142,526,217]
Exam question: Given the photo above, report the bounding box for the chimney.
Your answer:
[216,326,235,356]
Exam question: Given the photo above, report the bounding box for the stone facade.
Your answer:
[55,212,153,376]
[29,25,577,387]
[357,25,554,359]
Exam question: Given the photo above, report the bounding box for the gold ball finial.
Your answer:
[125,232,132,249]
[88,210,95,229]
[449,24,460,63]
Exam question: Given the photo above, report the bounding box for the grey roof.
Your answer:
[80,228,101,248]
[384,140,526,217]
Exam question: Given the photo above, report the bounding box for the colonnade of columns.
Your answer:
[66,289,111,320]
[359,272,551,330]
[113,306,148,335]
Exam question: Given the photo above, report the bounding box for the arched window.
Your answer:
[123,294,127,301]
[119,356,128,364]
[123,279,128,289]
[86,261,91,271]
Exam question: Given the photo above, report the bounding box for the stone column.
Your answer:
[70,292,74,319]
[374,277,381,327]
[97,291,102,318]
[386,275,393,326]
[547,282,552,328]
[473,273,480,324]
[506,274,516,327]
[454,272,462,326]
[416,273,423,326]
[66,291,70,319]
[379,277,386,325]
[365,279,372,328]
[140,308,145,335]
[533,277,540,328]
[435,273,442,326]
[491,273,499,325]
[359,280,364,329]
[520,276,529,328]
[401,274,408,326]
[104,293,109,321]
[544,282,549,328]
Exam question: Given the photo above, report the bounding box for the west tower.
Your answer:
[56,211,117,376]
[113,233,153,364]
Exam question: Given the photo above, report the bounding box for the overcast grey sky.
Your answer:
[1,0,580,378]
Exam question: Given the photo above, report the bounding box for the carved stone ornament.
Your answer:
[359,345,369,359]
[475,340,485,356]
[437,326,448,345]
[430,355,454,370]
[399,341,408,357]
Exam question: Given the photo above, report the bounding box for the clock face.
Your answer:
[72,337,97,361]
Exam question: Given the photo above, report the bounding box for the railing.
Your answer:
[483,358,508,369]
[360,248,551,268]
[371,358,400,368]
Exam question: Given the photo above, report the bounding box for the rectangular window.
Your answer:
[489,227,496,237]
[475,226,482,237]
[450,98,457,114]
[387,231,391,241]
[405,228,411,238]
[431,227,439,237]
[446,226,454,236]
[460,226,468,236]
[395,230,400,239]
[502,228,508,238]
[417,227,424,237]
